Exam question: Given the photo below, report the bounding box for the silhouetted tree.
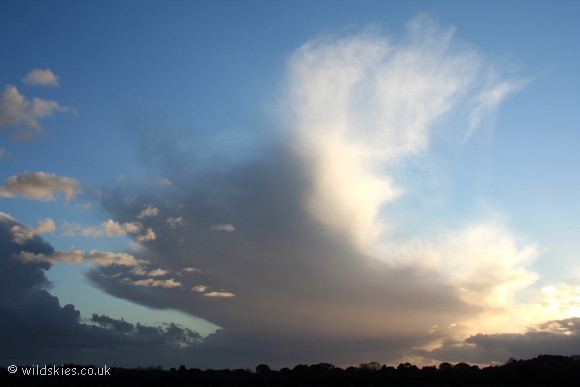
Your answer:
[255,363,271,375]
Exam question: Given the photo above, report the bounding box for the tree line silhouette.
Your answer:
[2,354,579,386]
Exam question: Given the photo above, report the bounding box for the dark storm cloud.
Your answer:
[91,313,135,333]
[85,140,478,368]
[0,212,53,298]
[0,213,202,367]
[416,318,580,364]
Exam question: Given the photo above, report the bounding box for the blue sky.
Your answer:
[1,0,579,369]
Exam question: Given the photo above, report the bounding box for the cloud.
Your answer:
[183,267,202,273]
[204,291,236,298]
[17,249,147,267]
[90,314,201,347]
[138,205,159,219]
[392,220,540,310]
[191,285,209,293]
[90,313,134,333]
[287,17,522,250]
[123,277,183,288]
[77,17,541,369]
[147,268,169,277]
[0,85,71,140]
[466,74,528,138]
[61,219,158,242]
[0,212,53,298]
[10,218,56,244]
[209,223,235,232]
[22,69,60,87]
[35,218,57,234]
[167,216,186,229]
[0,171,82,201]
[85,144,476,367]
[2,18,554,370]
[136,227,156,241]
[76,219,142,237]
[416,318,580,364]
[0,212,203,367]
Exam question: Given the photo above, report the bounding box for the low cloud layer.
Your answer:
[416,318,580,364]
[0,212,203,367]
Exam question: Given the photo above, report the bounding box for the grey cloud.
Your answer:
[91,313,135,333]
[0,212,53,299]
[0,212,202,368]
[416,318,580,364]
[91,313,201,347]
[85,143,477,368]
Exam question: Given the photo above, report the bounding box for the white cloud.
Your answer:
[22,69,60,87]
[0,171,81,201]
[182,267,202,273]
[137,227,157,241]
[62,218,156,242]
[35,218,56,234]
[147,268,169,277]
[124,278,182,288]
[466,74,527,140]
[79,219,142,237]
[130,267,147,276]
[287,17,523,250]
[0,85,71,140]
[394,220,540,311]
[209,223,235,232]
[204,291,236,298]
[138,205,159,219]
[191,285,209,293]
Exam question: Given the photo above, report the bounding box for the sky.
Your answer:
[1,0,579,370]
